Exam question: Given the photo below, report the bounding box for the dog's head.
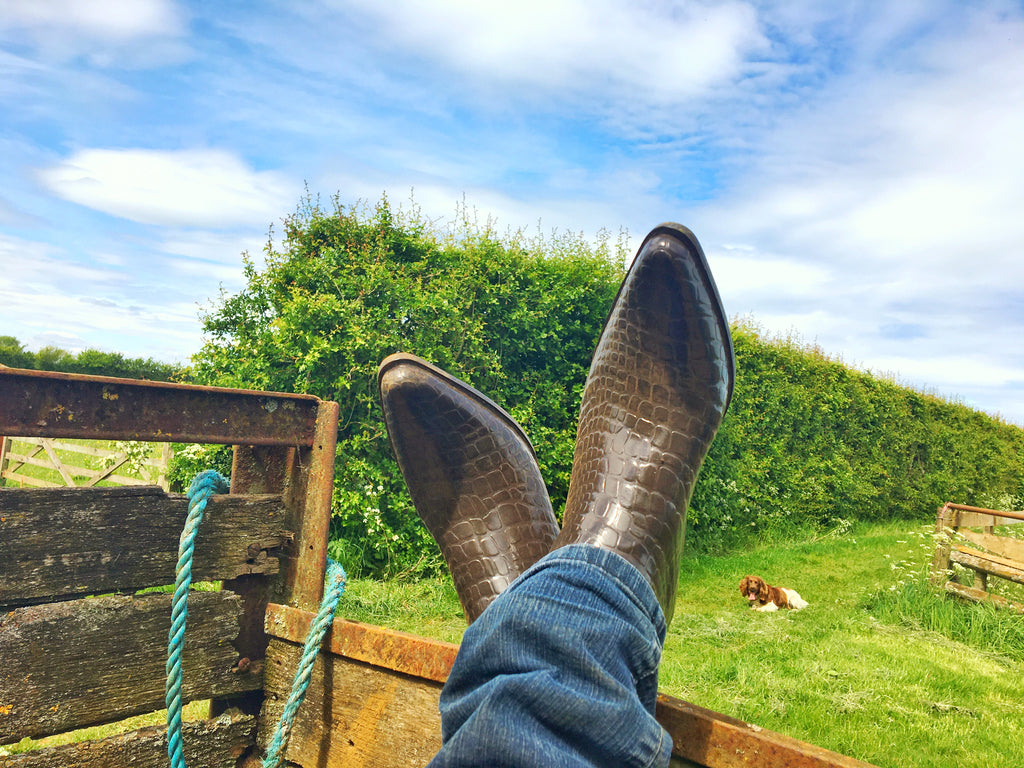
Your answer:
[739,575,768,605]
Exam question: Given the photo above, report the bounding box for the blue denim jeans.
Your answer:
[428,544,672,768]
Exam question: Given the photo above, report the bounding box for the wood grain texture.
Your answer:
[950,546,1024,585]
[0,711,256,768]
[944,581,1024,612]
[258,639,443,768]
[258,606,878,768]
[656,694,878,768]
[955,529,1024,563]
[0,486,290,608]
[264,603,459,684]
[0,592,262,744]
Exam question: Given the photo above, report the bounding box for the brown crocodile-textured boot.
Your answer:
[555,223,734,624]
[379,353,559,623]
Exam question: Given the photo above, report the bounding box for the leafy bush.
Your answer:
[166,443,234,492]
[688,320,1024,550]
[192,195,625,575]
[191,195,1024,574]
[0,335,184,381]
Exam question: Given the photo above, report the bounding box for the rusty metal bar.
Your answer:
[941,501,1024,523]
[0,367,321,445]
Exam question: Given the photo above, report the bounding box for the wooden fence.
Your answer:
[930,502,1024,612]
[0,436,172,490]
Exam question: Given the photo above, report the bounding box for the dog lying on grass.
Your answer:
[739,575,809,611]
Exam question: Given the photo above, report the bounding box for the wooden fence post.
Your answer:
[929,503,955,586]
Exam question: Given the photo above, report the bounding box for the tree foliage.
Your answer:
[192,195,1024,575]
[193,195,626,575]
[0,335,183,381]
[689,320,1024,550]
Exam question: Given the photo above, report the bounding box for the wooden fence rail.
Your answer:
[0,436,172,490]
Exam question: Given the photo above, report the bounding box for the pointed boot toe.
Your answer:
[556,224,734,622]
[379,353,559,622]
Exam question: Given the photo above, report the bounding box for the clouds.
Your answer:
[0,0,186,65]
[38,148,299,229]
[339,0,765,103]
[1,0,180,41]
[1,1,1023,422]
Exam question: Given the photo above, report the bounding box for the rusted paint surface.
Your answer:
[281,400,340,613]
[264,603,460,684]
[0,367,321,445]
[655,694,878,768]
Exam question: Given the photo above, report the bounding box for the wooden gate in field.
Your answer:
[931,502,1024,612]
[0,435,172,490]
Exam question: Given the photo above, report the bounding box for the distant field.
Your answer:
[340,520,1024,768]
[0,437,170,489]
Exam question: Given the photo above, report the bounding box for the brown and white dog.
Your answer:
[739,575,809,612]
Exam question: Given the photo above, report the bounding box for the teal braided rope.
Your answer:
[166,470,230,768]
[262,558,346,768]
[165,468,230,768]
[165,470,347,768]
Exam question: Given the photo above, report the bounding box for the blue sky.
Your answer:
[2,1,1024,424]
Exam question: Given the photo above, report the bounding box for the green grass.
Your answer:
[340,521,1024,768]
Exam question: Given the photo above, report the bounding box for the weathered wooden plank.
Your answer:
[39,439,75,486]
[0,710,256,768]
[956,529,1024,564]
[950,546,1024,585]
[0,367,321,446]
[944,581,1024,613]
[264,606,878,768]
[0,592,262,744]
[259,639,444,768]
[951,510,1024,527]
[655,694,878,768]
[209,445,295,720]
[0,471,56,488]
[264,603,459,684]
[929,506,956,586]
[0,486,290,608]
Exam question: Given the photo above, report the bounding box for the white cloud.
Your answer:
[710,247,831,302]
[0,0,187,66]
[335,0,764,102]
[0,0,181,41]
[38,149,299,229]
[0,232,207,362]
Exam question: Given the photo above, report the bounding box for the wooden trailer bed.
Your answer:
[0,366,875,768]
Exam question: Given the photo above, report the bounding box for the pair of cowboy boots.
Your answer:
[379,224,734,624]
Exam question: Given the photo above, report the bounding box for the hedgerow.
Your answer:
[191,195,1024,574]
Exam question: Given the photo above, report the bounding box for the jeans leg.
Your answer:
[428,544,672,768]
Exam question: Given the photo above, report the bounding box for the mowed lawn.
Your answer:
[341,521,1024,768]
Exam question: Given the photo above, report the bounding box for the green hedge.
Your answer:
[191,197,1024,574]
[688,322,1024,551]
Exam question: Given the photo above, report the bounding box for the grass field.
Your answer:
[4,498,1021,765]
[0,437,169,488]
[340,520,1024,768]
